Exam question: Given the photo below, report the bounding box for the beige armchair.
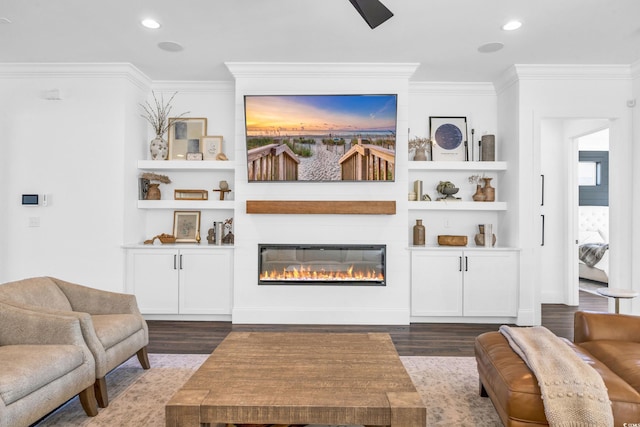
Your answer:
[0,301,97,427]
[0,276,150,408]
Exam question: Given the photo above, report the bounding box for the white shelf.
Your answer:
[408,161,507,171]
[137,200,235,209]
[137,160,236,171]
[408,201,507,211]
[123,243,235,249]
[407,245,520,251]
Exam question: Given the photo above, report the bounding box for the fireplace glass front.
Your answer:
[258,244,386,286]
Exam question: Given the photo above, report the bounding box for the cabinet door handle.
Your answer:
[541,214,545,246]
[465,256,468,271]
[459,256,462,272]
[541,174,545,206]
[179,254,183,270]
[173,254,177,270]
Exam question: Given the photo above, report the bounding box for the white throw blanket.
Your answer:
[500,325,613,427]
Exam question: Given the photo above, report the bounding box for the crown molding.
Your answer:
[512,64,632,81]
[493,64,634,95]
[0,63,151,90]
[493,66,520,95]
[225,62,420,79]
[152,80,234,93]
[409,81,495,96]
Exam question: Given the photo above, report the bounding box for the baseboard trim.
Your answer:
[232,307,409,325]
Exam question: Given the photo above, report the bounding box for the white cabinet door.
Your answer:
[179,249,233,315]
[127,249,179,314]
[463,250,518,316]
[411,251,463,316]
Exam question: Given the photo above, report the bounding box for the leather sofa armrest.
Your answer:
[50,277,142,315]
[574,310,640,343]
[0,301,87,347]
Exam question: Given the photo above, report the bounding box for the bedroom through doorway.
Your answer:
[577,128,610,298]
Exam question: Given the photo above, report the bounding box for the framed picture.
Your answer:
[174,190,208,200]
[168,118,208,161]
[429,116,467,161]
[173,211,201,243]
[201,135,223,160]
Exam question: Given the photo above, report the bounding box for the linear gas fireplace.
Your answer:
[258,244,386,286]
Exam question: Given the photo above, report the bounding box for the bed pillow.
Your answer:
[578,230,605,245]
[597,228,609,243]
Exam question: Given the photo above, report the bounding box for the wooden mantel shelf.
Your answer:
[246,200,396,215]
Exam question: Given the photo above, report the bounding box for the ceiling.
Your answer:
[1,0,640,82]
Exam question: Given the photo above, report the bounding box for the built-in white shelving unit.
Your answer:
[408,201,507,211]
[408,161,507,171]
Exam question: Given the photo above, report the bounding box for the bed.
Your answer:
[578,206,609,283]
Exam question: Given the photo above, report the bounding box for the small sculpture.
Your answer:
[436,181,461,201]
[222,218,234,244]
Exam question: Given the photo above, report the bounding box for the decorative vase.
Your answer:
[482,177,495,202]
[413,219,426,246]
[146,183,161,200]
[472,184,486,202]
[474,224,496,247]
[481,134,496,161]
[413,147,427,161]
[150,135,168,160]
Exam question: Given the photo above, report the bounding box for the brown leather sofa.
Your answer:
[475,311,640,427]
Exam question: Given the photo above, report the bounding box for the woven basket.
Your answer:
[159,235,176,244]
[437,235,468,246]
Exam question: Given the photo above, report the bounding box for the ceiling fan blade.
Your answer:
[348,0,394,29]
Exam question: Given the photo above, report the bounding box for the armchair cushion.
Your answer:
[92,314,145,349]
[0,301,97,425]
[0,345,85,405]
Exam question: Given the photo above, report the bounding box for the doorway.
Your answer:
[539,119,610,307]
[576,129,610,297]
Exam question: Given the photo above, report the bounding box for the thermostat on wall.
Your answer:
[22,194,39,206]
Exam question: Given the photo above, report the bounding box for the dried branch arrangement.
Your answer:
[140,172,171,183]
[140,91,190,136]
[408,137,431,150]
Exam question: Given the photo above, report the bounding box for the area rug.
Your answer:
[36,354,502,426]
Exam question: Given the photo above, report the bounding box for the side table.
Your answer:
[596,287,639,313]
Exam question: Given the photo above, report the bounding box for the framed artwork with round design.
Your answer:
[430,116,468,161]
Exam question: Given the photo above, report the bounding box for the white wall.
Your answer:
[226,63,417,324]
[539,119,609,304]
[2,61,638,321]
[632,60,640,309]
[0,64,148,291]
[509,65,635,319]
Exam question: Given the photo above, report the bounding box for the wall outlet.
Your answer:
[28,217,40,227]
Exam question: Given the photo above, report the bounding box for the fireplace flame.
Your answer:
[260,264,384,282]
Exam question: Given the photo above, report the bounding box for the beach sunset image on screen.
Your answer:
[244,94,397,182]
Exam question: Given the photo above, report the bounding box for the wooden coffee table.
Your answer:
[166,332,426,426]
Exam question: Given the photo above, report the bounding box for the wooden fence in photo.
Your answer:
[247,143,300,181]
[339,144,395,181]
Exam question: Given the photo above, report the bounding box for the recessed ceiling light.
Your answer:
[477,42,504,53]
[141,18,161,29]
[502,20,522,31]
[158,41,184,52]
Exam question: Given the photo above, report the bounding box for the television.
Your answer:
[244,94,397,182]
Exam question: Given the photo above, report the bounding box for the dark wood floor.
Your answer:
[147,290,608,357]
